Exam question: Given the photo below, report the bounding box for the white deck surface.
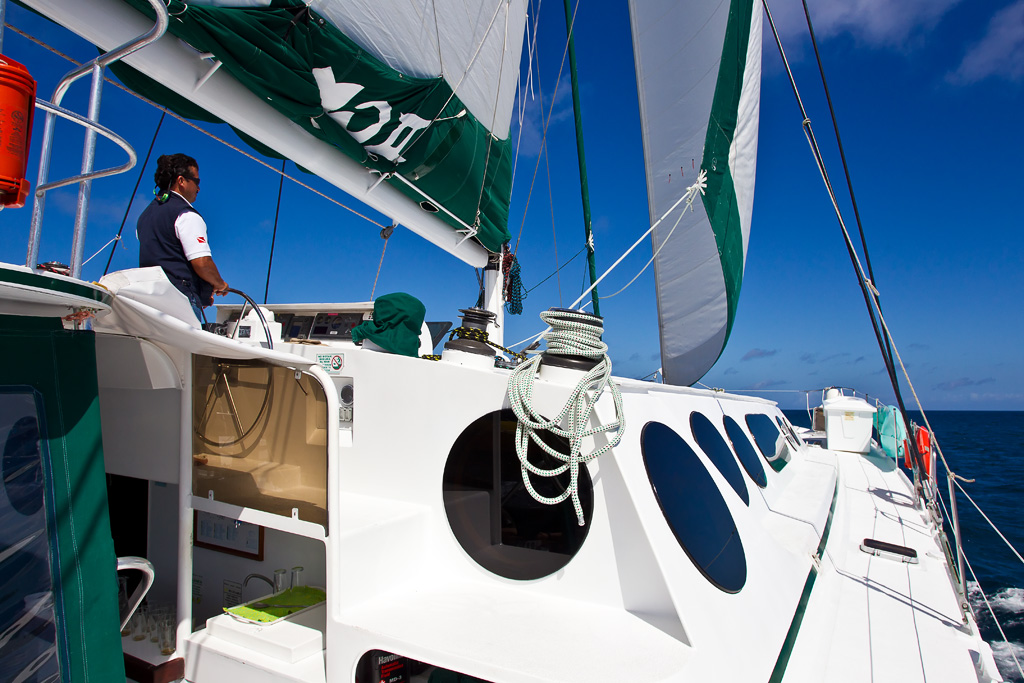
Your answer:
[787,449,991,682]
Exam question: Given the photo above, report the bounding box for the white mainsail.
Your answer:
[629,0,762,385]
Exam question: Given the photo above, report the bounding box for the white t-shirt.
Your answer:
[172,192,213,261]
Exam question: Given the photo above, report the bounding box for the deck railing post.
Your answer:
[948,471,966,597]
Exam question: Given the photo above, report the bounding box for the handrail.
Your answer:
[26,0,168,277]
[117,555,155,631]
[31,99,137,193]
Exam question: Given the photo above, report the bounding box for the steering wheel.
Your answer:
[193,288,275,451]
[227,288,274,350]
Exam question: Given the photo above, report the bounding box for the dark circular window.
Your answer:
[724,416,767,488]
[746,413,788,472]
[690,412,748,505]
[3,415,44,516]
[443,410,593,580]
[641,421,746,592]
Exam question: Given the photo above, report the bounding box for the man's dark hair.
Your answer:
[154,153,198,193]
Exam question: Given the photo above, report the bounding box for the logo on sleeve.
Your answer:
[197,236,206,243]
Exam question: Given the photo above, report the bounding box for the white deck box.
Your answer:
[822,389,876,454]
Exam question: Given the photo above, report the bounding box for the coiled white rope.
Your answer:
[507,309,625,526]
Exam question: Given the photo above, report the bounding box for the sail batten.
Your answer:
[630,0,761,385]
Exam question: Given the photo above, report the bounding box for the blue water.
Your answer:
[786,410,1024,681]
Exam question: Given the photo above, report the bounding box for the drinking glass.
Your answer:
[158,618,176,656]
[290,566,304,589]
[131,605,148,641]
[273,568,288,594]
[149,605,165,643]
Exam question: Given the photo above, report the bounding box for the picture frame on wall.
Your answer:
[193,510,264,560]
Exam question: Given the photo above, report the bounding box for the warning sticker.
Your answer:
[317,353,345,375]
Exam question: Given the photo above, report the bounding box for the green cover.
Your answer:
[351,293,426,358]
[0,317,125,682]
[119,0,513,252]
[874,405,907,461]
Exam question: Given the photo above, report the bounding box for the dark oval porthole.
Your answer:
[420,200,439,213]
[724,416,767,488]
[3,415,44,517]
[443,409,593,580]
[641,421,746,592]
[690,412,748,505]
[746,413,788,472]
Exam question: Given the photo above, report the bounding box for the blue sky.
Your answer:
[1,0,1022,410]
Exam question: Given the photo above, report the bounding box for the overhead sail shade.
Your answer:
[116,0,527,253]
[629,0,762,385]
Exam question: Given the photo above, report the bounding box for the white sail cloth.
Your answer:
[629,0,762,386]
[194,0,527,138]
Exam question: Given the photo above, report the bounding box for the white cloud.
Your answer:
[948,0,1024,84]
[511,73,574,159]
[767,0,962,48]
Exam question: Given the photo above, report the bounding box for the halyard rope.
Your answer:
[507,309,624,526]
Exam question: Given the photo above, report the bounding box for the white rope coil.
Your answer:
[506,309,625,526]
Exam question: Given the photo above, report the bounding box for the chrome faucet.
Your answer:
[242,573,273,591]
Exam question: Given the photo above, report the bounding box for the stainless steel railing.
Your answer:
[25,0,168,278]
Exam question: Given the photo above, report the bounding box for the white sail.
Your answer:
[629,0,762,385]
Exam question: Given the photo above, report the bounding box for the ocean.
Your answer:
[786,409,1024,681]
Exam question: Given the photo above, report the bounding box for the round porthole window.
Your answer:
[690,412,748,505]
[724,416,767,488]
[641,421,746,592]
[443,410,593,580]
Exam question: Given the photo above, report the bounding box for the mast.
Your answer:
[563,0,600,316]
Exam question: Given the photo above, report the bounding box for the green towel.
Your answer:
[351,292,426,357]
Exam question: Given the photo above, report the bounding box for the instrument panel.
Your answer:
[308,312,364,340]
[217,305,371,343]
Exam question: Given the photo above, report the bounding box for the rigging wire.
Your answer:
[543,109,563,306]
[961,552,1024,680]
[524,244,586,294]
[263,159,287,304]
[102,109,165,276]
[799,0,897,376]
[599,190,693,300]
[507,171,706,350]
[510,0,541,198]
[4,22,388,230]
[469,2,514,239]
[512,3,575,255]
[761,0,927,477]
[401,1,507,158]
[370,224,394,301]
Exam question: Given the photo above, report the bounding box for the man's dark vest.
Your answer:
[138,193,213,304]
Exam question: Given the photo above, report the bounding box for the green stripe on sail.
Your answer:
[700,0,755,341]
[120,0,512,252]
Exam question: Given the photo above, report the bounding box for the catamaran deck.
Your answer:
[786,446,992,682]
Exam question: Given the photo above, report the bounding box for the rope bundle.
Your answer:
[502,245,524,315]
[507,309,625,526]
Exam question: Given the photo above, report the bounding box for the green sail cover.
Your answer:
[629,0,762,385]
[0,318,125,682]
[118,0,521,252]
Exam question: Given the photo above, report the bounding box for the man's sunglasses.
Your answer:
[181,174,201,187]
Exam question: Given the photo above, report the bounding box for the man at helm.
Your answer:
[137,153,229,319]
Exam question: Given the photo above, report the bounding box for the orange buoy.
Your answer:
[0,55,36,209]
[915,426,932,478]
